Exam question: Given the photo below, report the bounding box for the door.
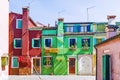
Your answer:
[69,58,75,74]
[33,58,41,75]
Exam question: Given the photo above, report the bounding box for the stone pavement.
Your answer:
[8,75,95,80]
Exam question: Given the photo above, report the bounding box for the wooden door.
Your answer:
[69,58,75,74]
[33,58,41,74]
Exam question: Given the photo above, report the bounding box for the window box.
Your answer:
[69,45,76,50]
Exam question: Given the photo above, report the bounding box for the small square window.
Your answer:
[32,38,40,48]
[14,38,22,48]
[12,57,19,68]
[69,38,76,48]
[43,56,52,66]
[16,19,22,29]
[45,38,52,48]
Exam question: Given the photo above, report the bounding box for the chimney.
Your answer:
[22,6,29,56]
[106,15,119,39]
[58,18,64,22]
[48,24,50,27]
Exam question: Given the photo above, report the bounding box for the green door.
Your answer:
[102,55,110,80]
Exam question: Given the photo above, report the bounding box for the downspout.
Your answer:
[95,47,98,80]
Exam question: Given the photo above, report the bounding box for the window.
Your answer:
[32,38,40,48]
[81,25,90,32]
[14,38,22,48]
[45,38,52,48]
[16,19,22,29]
[43,56,52,66]
[66,27,73,32]
[96,38,102,44]
[12,57,19,68]
[69,38,76,48]
[82,38,90,50]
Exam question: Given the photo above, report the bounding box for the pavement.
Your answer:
[8,75,95,80]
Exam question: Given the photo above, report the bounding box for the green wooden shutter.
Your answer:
[102,55,110,80]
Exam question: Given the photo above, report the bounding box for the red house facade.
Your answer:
[9,7,42,75]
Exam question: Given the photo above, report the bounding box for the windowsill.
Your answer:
[16,28,22,29]
[12,67,19,68]
[14,47,22,49]
[69,47,76,50]
[82,47,90,50]
[32,47,41,48]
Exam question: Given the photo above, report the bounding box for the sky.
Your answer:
[10,0,120,26]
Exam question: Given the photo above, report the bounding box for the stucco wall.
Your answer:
[96,37,120,80]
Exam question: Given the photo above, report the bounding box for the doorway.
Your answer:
[68,58,76,74]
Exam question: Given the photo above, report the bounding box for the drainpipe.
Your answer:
[95,47,98,80]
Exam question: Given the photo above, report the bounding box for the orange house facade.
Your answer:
[9,7,43,75]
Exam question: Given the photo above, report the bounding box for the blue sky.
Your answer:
[10,0,120,26]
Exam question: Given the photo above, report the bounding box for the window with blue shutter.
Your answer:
[16,19,22,29]
[73,26,77,32]
[45,38,52,47]
[87,25,90,32]
[69,38,76,48]
[77,25,81,32]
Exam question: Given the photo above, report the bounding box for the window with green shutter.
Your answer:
[12,57,19,68]
[32,38,40,48]
[14,38,22,48]
[16,19,22,29]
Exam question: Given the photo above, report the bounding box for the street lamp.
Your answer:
[87,6,96,22]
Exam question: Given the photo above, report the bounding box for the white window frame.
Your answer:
[31,57,41,74]
[11,56,19,68]
[16,19,22,29]
[14,38,22,49]
[68,38,77,48]
[44,38,52,48]
[32,38,41,48]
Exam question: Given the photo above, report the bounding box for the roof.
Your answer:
[9,12,37,26]
[28,27,42,30]
[95,34,120,47]
[64,22,94,24]
[106,25,119,29]
[42,27,57,30]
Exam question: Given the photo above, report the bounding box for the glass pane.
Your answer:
[17,20,22,28]
[34,39,40,47]
[45,39,51,47]
[43,57,52,66]
[70,39,76,47]
[15,39,22,48]
[13,57,18,67]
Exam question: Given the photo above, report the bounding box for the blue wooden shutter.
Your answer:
[73,26,76,32]
[87,25,90,32]
[77,25,81,32]
[64,27,67,32]
[102,38,105,41]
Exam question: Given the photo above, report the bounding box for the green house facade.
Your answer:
[41,18,106,75]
